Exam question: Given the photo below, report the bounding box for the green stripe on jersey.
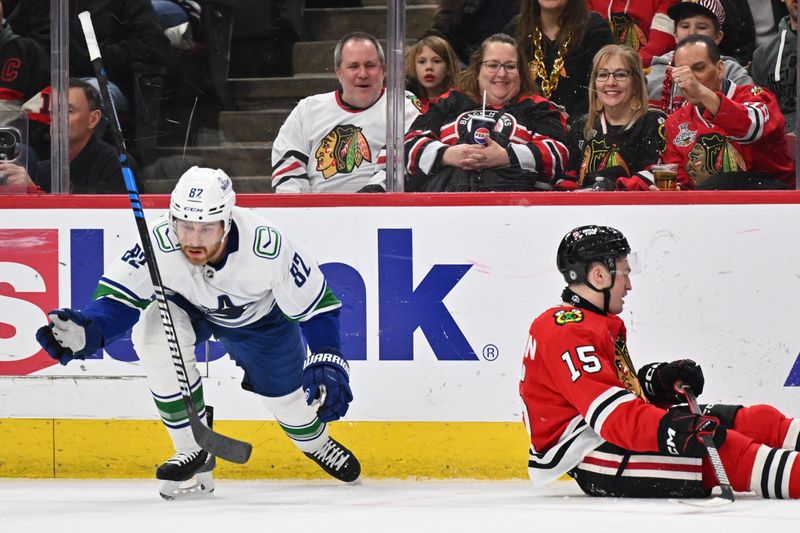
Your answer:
[93,283,150,310]
[314,287,342,312]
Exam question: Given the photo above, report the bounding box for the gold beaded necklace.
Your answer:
[528,27,571,99]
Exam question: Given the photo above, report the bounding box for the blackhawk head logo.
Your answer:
[315,124,372,179]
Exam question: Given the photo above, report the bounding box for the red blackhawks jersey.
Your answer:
[520,304,669,487]
[587,0,678,67]
[662,81,795,189]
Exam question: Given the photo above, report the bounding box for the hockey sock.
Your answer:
[152,376,208,452]
[262,388,329,453]
[710,429,800,498]
[749,444,800,498]
[703,429,758,492]
[733,404,799,450]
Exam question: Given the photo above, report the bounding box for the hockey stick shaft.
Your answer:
[78,11,251,464]
[680,384,734,501]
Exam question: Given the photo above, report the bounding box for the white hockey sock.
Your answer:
[262,388,329,453]
[749,444,800,499]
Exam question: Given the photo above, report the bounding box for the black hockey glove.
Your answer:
[302,353,352,423]
[658,407,726,458]
[638,359,704,405]
[35,308,103,365]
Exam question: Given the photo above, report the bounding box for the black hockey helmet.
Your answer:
[557,225,631,284]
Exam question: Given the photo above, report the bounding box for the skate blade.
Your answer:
[159,471,215,500]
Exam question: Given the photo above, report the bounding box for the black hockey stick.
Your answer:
[78,11,251,464]
[678,383,734,505]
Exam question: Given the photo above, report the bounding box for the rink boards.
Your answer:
[1,192,800,478]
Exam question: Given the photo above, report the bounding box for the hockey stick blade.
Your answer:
[79,10,252,464]
[677,383,735,503]
[190,415,252,464]
[676,495,734,509]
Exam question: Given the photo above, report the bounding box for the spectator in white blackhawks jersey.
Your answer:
[35,167,359,499]
[521,224,800,500]
[270,31,420,193]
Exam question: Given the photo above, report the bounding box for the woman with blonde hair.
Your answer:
[566,44,667,191]
[405,35,461,112]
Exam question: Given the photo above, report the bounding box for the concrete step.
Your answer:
[153,144,272,177]
[293,38,417,74]
[305,6,436,40]
[230,74,338,106]
[219,109,292,143]
[145,175,272,194]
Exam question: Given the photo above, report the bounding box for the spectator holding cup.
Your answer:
[404,33,570,192]
[566,44,667,191]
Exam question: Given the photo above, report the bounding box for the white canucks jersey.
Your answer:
[271,89,420,193]
[95,207,340,327]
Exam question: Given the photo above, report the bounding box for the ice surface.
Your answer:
[0,479,798,532]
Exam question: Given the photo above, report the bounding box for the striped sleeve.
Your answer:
[706,86,780,145]
[271,100,312,192]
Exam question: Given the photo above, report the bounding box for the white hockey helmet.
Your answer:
[170,166,236,239]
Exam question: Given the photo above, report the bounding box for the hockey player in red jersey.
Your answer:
[520,225,800,498]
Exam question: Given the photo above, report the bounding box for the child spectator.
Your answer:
[647,0,752,113]
[405,36,461,113]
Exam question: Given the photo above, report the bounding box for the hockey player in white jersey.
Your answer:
[35,166,359,498]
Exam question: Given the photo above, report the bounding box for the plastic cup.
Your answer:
[652,163,678,190]
[469,116,496,145]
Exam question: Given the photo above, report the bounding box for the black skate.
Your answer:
[156,449,216,481]
[304,437,361,482]
[157,407,216,500]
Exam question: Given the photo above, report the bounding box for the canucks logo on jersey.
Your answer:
[200,295,253,322]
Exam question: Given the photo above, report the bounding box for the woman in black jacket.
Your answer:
[506,0,615,120]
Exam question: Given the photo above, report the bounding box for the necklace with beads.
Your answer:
[528,27,571,99]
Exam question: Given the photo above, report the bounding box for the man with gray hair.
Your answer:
[271,31,420,193]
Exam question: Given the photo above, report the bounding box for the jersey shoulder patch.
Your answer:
[253,225,282,259]
[153,221,180,253]
[553,308,584,326]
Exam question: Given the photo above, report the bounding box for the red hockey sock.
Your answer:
[733,404,799,450]
[703,430,758,492]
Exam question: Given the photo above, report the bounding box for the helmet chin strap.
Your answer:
[561,265,617,315]
[583,280,613,314]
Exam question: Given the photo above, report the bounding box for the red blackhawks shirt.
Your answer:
[520,304,669,487]
[662,82,795,189]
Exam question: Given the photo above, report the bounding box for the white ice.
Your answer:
[0,478,798,532]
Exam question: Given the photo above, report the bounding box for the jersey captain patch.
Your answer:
[554,308,584,325]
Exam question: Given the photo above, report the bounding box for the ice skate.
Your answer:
[305,437,360,482]
[157,449,216,500]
